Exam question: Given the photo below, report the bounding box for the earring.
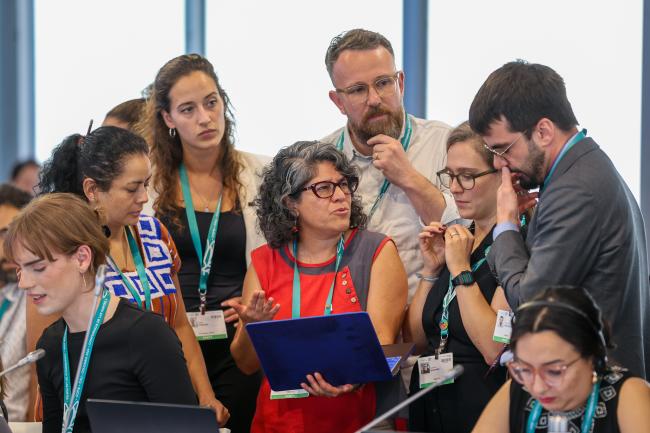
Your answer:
[169,128,176,138]
[291,212,299,234]
[592,370,598,384]
[81,272,88,291]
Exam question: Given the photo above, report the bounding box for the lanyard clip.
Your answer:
[199,293,207,315]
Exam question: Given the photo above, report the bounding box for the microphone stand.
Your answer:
[61,265,107,433]
[354,364,464,433]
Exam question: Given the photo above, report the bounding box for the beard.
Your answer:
[348,105,403,144]
[515,137,546,190]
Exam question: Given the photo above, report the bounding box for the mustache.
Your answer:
[362,106,392,123]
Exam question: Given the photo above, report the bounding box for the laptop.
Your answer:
[245,311,413,391]
[86,399,221,433]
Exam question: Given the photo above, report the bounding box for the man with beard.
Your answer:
[0,184,32,420]
[322,29,459,300]
[469,60,650,378]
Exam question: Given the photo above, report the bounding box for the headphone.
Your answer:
[515,300,608,373]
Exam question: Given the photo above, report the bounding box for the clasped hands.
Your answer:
[231,291,359,398]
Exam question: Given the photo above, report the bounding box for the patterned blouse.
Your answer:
[104,215,181,327]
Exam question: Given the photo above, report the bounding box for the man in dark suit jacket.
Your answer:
[468,60,649,378]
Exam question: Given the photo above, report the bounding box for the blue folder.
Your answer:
[245,311,410,391]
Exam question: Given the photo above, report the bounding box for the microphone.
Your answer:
[355,364,464,433]
[0,349,46,378]
[548,413,569,433]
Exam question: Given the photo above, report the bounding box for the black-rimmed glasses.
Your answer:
[436,168,497,191]
[296,177,359,199]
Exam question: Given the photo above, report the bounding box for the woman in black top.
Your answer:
[473,286,650,433]
[404,122,512,432]
[146,54,266,433]
[4,194,196,433]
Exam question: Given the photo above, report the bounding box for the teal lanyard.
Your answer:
[61,289,111,433]
[0,298,11,321]
[179,163,223,314]
[291,235,345,319]
[336,114,413,222]
[437,245,491,354]
[109,227,152,311]
[540,129,587,193]
[526,380,600,433]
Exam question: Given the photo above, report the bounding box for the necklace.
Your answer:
[186,171,219,212]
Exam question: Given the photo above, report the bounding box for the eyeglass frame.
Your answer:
[436,168,498,191]
[294,177,359,199]
[334,72,402,104]
[507,356,582,388]
[483,132,525,157]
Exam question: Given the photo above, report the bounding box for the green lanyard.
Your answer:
[437,246,491,355]
[179,163,223,314]
[109,228,153,311]
[291,235,345,319]
[0,298,11,322]
[540,129,587,194]
[526,380,600,433]
[61,289,111,433]
[336,114,413,222]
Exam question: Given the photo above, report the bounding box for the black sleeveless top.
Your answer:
[160,208,247,312]
[509,369,633,433]
[409,226,507,433]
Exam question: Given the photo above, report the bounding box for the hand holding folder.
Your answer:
[245,312,413,392]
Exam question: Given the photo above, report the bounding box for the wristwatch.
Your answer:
[451,270,475,287]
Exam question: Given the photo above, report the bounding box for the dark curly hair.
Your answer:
[254,141,366,249]
[39,126,149,197]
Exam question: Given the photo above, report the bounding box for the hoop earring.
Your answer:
[169,128,176,138]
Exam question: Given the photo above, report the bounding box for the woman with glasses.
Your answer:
[230,141,408,433]
[473,286,650,433]
[144,54,268,433]
[404,121,510,433]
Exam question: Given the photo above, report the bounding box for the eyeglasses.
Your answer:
[507,356,582,388]
[335,72,401,105]
[436,168,497,191]
[483,133,524,157]
[297,177,359,199]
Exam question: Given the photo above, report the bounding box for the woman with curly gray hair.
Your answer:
[230,141,408,433]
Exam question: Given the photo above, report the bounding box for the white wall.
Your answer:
[205,0,402,156]
[35,0,184,162]
[426,0,643,198]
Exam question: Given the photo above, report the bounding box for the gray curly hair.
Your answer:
[254,141,367,249]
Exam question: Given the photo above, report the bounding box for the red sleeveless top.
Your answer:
[250,229,391,433]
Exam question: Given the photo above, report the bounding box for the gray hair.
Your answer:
[325,29,394,82]
[254,141,367,249]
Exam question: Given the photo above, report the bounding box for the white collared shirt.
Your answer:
[0,283,28,421]
[322,114,460,298]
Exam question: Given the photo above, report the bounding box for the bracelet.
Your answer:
[416,272,438,283]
